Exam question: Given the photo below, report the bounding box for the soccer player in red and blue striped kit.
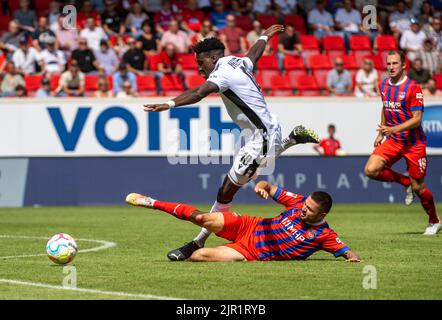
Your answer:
[125,181,361,262]
[364,50,440,235]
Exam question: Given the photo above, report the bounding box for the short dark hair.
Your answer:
[387,50,406,65]
[193,37,225,56]
[328,124,336,130]
[310,191,333,213]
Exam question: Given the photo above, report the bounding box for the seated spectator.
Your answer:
[219,15,246,55]
[141,0,163,16]
[154,0,177,33]
[247,21,263,47]
[116,79,138,98]
[126,2,149,37]
[355,58,379,98]
[52,15,80,54]
[35,77,53,98]
[327,57,353,95]
[232,0,253,16]
[195,20,216,42]
[37,36,66,75]
[94,77,113,97]
[77,0,101,29]
[13,0,37,33]
[55,60,85,97]
[80,17,108,52]
[180,0,207,32]
[0,62,25,97]
[155,43,184,93]
[422,79,442,96]
[122,37,147,75]
[47,1,61,27]
[335,0,362,33]
[12,36,39,75]
[112,62,137,96]
[423,18,442,52]
[252,0,273,16]
[138,20,160,55]
[408,58,432,89]
[389,1,414,39]
[400,19,427,61]
[275,0,297,16]
[210,1,230,30]
[313,124,342,156]
[32,16,56,52]
[277,24,302,71]
[0,20,25,54]
[101,0,126,35]
[95,40,119,75]
[308,0,335,39]
[114,35,130,59]
[160,19,192,53]
[15,84,27,97]
[417,1,436,25]
[71,38,99,74]
[417,38,442,75]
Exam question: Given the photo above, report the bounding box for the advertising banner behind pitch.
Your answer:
[1,97,441,156]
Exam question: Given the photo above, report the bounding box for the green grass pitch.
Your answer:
[0,203,441,300]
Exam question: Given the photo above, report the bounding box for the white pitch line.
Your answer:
[0,235,116,260]
[0,278,183,300]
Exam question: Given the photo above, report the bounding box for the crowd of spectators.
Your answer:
[0,0,441,98]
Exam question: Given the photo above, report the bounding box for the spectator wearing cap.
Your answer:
[32,17,56,52]
[138,20,160,55]
[52,15,80,54]
[12,36,39,74]
[0,20,26,54]
[112,62,137,96]
[0,61,25,97]
[94,77,113,97]
[154,0,177,33]
[95,39,119,75]
[277,24,302,71]
[116,79,138,98]
[37,36,66,75]
[308,0,336,39]
[219,15,246,55]
[400,19,427,61]
[408,58,432,89]
[13,0,37,33]
[35,77,53,98]
[160,20,192,54]
[55,59,85,97]
[101,0,126,35]
[417,38,442,75]
[80,17,108,52]
[327,57,353,96]
[355,58,379,98]
[210,1,230,30]
[126,2,149,37]
[389,1,414,39]
[71,38,100,74]
[122,37,147,75]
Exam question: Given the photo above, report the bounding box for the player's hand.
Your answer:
[346,256,361,263]
[143,104,170,112]
[263,25,285,38]
[373,134,383,147]
[254,186,269,200]
[377,124,396,137]
[343,251,361,263]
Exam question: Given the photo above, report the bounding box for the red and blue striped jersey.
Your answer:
[379,76,426,146]
[251,188,350,261]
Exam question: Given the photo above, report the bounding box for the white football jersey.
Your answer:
[207,56,280,135]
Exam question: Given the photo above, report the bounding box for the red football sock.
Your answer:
[153,201,197,221]
[417,188,440,224]
[374,168,411,187]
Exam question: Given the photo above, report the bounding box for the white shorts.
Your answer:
[228,128,283,186]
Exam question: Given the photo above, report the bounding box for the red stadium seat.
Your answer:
[256,54,279,70]
[35,0,52,16]
[137,74,157,96]
[50,75,61,91]
[235,15,253,31]
[340,54,359,70]
[286,69,307,86]
[85,75,99,91]
[283,15,306,34]
[434,74,442,90]
[300,35,320,67]
[269,75,294,96]
[309,54,332,70]
[365,53,385,70]
[161,74,184,96]
[312,69,330,89]
[257,15,278,29]
[375,35,397,51]
[148,54,162,71]
[293,75,321,96]
[0,15,11,32]
[269,35,280,52]
[185,74,205,88]
[283,55,305,70]
[107,75,113,91]
[24,74,43,92]
[349,35,373,66]
[323,35,346,61]
[178,54,197,70]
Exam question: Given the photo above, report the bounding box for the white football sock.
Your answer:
[193,201,232,247]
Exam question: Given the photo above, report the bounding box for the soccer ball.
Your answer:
[46,233,77,265]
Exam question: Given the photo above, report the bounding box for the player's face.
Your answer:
[386,54,404,79]
[196,53,217,79]
[300,196,326,223]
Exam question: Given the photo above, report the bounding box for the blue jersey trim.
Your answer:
[410,106,423,111]
[272,187,282,201]
[334,246,350,257]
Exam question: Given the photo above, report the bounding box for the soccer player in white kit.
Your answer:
[143,25,320,261]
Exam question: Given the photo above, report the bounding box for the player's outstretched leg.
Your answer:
[411,185,441,235]
[280,125,320,152]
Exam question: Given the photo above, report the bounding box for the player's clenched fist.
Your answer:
[143,104,170,112]
[254,186,269,199]
[263,25,285,38]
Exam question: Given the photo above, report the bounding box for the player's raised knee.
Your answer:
[364,165,378,179]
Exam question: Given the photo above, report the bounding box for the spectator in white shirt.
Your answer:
[37,36,66,75]
[308,0,336,39]
[389,1,414,39]
[80,17,107,52]
[12,36,39,74]
[355,58,379,98]
[400,19,427,61]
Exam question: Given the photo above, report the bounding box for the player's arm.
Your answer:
[143,81,219,112]
[255,180,303,208]
[378,110,422,136]
[246,24,284,66]
[374,107,386,147]
[254,180,278,200]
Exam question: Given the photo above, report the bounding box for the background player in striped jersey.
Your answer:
[364,50,440,235]
[125,182,361,262]
[143,25,320,260]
